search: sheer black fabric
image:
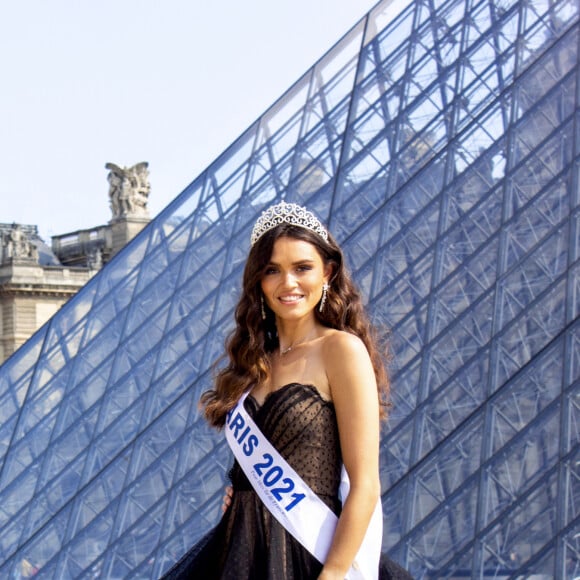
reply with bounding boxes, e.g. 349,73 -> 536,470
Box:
162,383 -> 412,579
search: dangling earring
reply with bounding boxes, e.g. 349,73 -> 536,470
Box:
260,295 -> 266,320
319,283 -> 329,313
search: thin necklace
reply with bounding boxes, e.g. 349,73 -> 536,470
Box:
280,344 -> 295,356
279,333 -> 314,356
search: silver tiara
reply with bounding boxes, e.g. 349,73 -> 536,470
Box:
250,201 -> 328,246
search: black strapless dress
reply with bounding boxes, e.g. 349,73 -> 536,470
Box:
162,383 -> 412,580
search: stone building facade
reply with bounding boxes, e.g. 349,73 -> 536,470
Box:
0,162 -> 151,363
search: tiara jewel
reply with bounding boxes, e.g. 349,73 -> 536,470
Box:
250,201 -> 328,246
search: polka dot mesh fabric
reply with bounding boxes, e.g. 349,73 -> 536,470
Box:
164,384 -> 341,580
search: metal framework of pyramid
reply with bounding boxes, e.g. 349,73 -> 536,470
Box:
0,0 -> 578,577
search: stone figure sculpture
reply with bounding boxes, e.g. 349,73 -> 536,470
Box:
1,224 -> 38,263
106,162 -> 150,220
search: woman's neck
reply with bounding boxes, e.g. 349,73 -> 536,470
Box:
276,319 -> 319,355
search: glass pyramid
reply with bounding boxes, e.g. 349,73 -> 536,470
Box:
1,0 -> 579,577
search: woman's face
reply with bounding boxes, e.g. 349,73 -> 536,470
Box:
260,236 -> 331,323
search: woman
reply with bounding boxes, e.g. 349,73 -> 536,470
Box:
163,202 -> 411,579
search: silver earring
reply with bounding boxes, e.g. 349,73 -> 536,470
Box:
319,283 -> 329,313
260,295 -> 266,320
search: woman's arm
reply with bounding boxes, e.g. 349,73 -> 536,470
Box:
319,332 -> 382,579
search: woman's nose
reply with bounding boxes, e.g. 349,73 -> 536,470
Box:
281,272 -> 297,287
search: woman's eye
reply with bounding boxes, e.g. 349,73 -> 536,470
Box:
297,265 -> 312,272
264,267 -> 278,275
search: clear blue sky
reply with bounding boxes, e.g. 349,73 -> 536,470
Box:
0,0 -> 378,241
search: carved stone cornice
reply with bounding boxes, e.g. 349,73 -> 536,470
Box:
0,284 -> 82,298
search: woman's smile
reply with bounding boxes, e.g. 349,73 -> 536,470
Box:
278,293 -> 304,304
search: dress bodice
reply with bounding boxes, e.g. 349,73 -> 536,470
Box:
230,382 -> 342,500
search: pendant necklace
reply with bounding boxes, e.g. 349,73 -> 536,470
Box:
279,332 -> 315,356
280,344 -> 295,356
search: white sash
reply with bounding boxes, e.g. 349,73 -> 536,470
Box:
225,392 -> 382,579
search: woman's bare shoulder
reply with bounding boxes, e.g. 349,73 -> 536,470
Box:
321,330 -> 371,380
322,329 -> 367,355
322,330 -> 377,405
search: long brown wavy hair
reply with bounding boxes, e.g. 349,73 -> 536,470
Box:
200,223 -> 390,427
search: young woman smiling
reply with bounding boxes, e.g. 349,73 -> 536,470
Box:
163,202 -> 412,580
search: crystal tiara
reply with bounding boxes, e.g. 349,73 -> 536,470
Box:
250,201 -> 328,246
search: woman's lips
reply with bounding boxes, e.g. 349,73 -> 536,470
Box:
278,294 -> 304,304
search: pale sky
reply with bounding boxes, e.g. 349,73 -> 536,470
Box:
0,0 -> 378,241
